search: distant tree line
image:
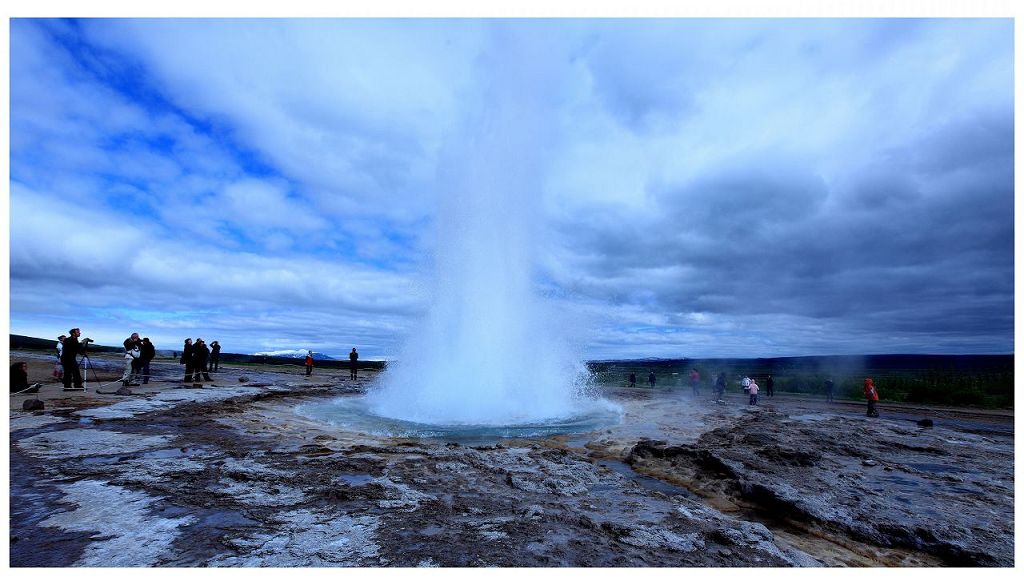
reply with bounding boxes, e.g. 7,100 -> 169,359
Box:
588,354 -> 1013,409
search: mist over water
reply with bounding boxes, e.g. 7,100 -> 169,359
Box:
367,26 -> 613,426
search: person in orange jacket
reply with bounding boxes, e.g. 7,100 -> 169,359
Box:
864,378 -> 880,417
305,351 -> 314,376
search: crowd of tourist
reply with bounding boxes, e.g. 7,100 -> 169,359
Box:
11,328 -> 365,394
625,369 -> 881,417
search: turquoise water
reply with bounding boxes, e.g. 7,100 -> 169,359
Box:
296,395 -> 622,440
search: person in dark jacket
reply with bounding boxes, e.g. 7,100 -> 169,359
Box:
715,372 -> 727,401
140,338 -> 156,384
824,377 -> 835,403
349,347 -> 359,380
209,341 -> 221,372
181,338 -> 194,383
191,339 -> 213,382
61,327 -> 89,390
11,362 -> 42,393
765,374 -> 774,398
628,372 -> 636,387
648,371 -> 656,389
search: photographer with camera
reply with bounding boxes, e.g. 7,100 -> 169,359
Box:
121,332 -> 142,388
61,328 -> 91,391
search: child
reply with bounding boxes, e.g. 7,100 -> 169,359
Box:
748,378 -> 759,406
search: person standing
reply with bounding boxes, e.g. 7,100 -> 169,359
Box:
349,347 -> 359,380
181,338 -> 194,383
305,351 -> 314,376
689,368 -> 700,397
824,377 -> 835,404
628,372 -> 636,388
121,332 -> 142,387
648,371 -> 656,389
741,375 -> 752,395
61,328 -> 88,390
765,374 -> 775,398
209,341 -> 221,372
53,334 -> 67,380
748,378 -> 759,406
192,339 -> 213,382
715,372 -> 726,401
864,378 -> 880,417
140,337 -> 156,384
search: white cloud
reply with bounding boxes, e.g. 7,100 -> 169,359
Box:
8,18 -> 1014,358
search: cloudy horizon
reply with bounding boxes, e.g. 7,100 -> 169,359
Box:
7,18 -> 1014,360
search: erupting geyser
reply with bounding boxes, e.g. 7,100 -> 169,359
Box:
366,27 -> 616,427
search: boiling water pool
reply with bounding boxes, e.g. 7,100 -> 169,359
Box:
296,395 -> 622,440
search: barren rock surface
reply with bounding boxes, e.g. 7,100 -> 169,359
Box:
9,351 -> 1013,567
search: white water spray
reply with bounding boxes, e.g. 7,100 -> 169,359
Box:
367,26 -> 611,426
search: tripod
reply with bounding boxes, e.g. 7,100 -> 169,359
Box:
79,354 -> 93,392
79,354 -> 125,392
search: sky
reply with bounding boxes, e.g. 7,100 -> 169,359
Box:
6,17 -> 1015,359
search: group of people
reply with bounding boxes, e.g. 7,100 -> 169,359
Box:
627,372 -> 657,388
625,368 -> 880,416
181,338 -> 221,383
304,347 -> 361,380
119,332 -> 158,387
33,328 -> 363,389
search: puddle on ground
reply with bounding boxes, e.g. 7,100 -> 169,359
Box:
596,459 -> 699,499
905,462 -> 967,474
339,473 -> 375,486
141,446 -> 208,460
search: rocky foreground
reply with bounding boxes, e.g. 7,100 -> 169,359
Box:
8,352 -> 1014,567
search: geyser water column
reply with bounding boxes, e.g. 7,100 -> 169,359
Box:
367,25 -> 603,427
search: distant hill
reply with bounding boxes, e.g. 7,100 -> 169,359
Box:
10,333 -> 120,353
253,349 -> 335,361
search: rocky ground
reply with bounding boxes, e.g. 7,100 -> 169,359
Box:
8,351 -> 1014,567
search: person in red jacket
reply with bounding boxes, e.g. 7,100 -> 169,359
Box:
305,351 -> 314,376
864,378 -> 880,417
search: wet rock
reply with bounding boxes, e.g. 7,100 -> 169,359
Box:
38,480 -> 194,567
374,477 -> 435,511
22,399 -> 44,412
757,445 -> 821,467
209,510 -> 380,567
18,429 -> 172,459
523,505 -> 545,519
10,413 -> 62,430
116,387 -> 133,396
628,411 -> 1013,566
617,525 -> 704,553
238,377 -> 249,383
917,419 -> 934,428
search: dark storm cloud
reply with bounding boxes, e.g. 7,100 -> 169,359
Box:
548,98 -> 1013,353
